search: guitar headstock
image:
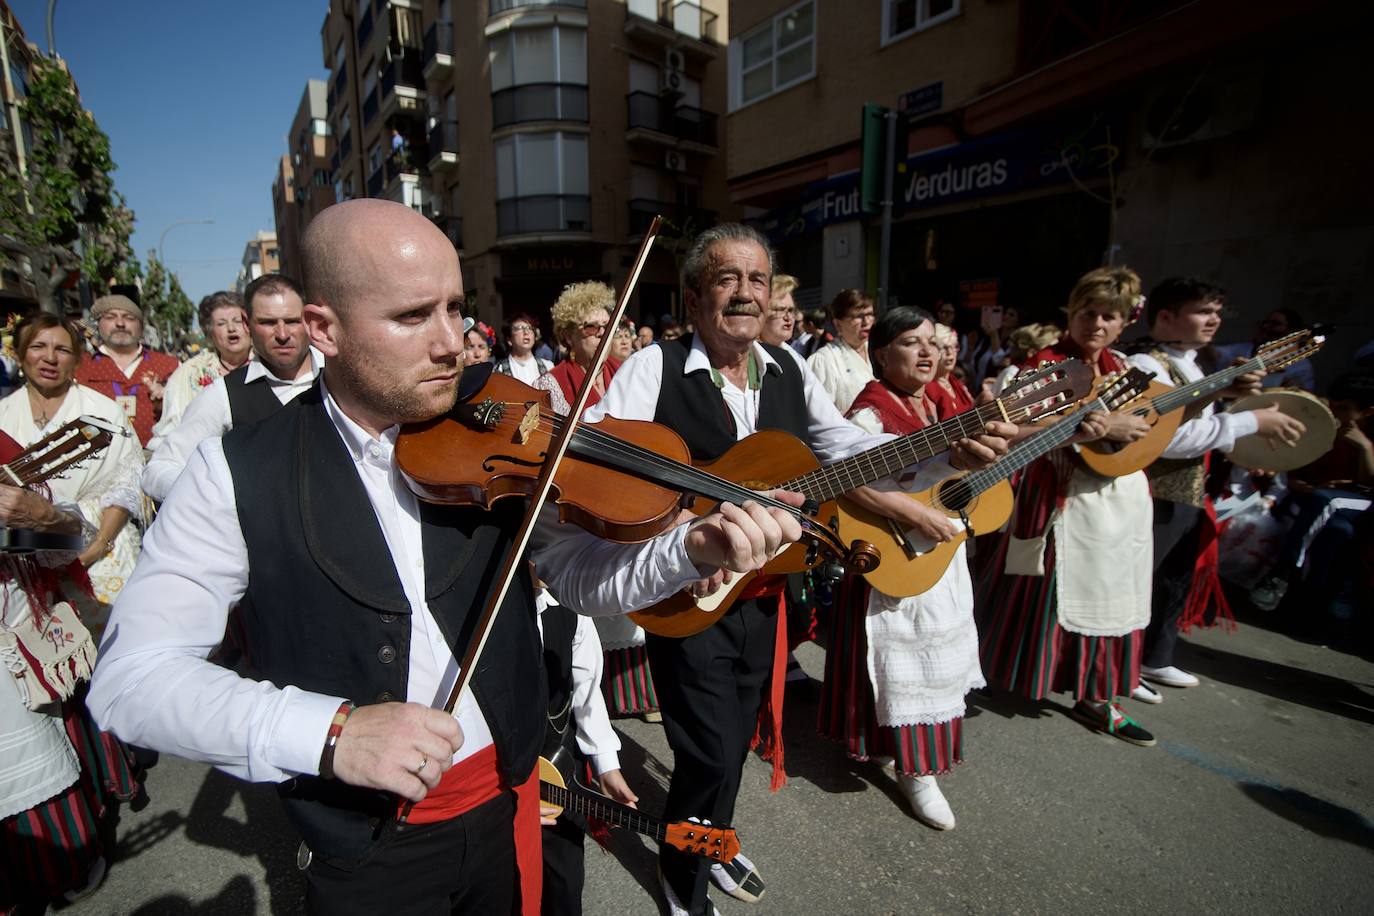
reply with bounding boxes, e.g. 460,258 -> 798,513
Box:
5,414 -> 124,487
1096,368 -> 1155,412
1256,328 -> 1325,372
1001,359 -> 1095,423
664,820 -> 741,862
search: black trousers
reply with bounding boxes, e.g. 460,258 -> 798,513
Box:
303,790 -> 517,916
541,802 -> 587,916
1144,499 -> 1204,669
645,598 -> 777,916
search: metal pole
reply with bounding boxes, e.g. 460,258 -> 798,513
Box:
876,110 -> 898,312
46,0 -> 57,56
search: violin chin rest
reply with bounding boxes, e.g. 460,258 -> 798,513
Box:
456,362 -> 496,404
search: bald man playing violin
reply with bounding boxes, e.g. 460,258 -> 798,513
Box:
89,200 -> 806,916
584,223 -> 1013,916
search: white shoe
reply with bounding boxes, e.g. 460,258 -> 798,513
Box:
64,855 -> 107,903
870,755 -> 895,768
1131,681 -> 1163,704
660,866 -> 720,916
897,774 -> 955,830
1140,665 -> 1200,688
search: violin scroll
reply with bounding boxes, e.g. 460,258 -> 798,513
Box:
845,540 -> 882,574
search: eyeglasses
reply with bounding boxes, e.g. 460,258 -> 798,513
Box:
510,323 -> 535,333
840,311 -> 876,323
578,321 -> 609,337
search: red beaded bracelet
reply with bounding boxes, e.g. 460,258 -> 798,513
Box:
318,701 -> 354,780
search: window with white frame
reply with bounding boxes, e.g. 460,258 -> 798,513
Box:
732,0 -> 814,110
883,0 -> 959,44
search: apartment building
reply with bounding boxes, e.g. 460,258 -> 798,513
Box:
726,0 -> 1372,378
0,0 -> 40,313
319,0 -> 729,333
272,80 -> 337,279
236,231 -> 280,293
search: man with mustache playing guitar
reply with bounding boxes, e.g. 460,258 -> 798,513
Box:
583,224 -> 1012,916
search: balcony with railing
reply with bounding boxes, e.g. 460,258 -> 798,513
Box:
380,51 -> 426,119
492,83 -> 589,129
357,5 -> 375,48
497,194 -> 591,237
625,91 -> 718,150
624,0 -> 719,52
628,198 -> 715,236
384,147 -> 419,189
427,120 -> 459,172
423,21 -> 454,80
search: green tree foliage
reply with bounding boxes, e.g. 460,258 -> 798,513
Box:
135,250 -> 193,344
0,56 -> 134,312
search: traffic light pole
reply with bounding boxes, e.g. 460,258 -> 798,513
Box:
876,109 -> 898,312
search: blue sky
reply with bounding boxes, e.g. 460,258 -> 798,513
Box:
8,0 -> 329,303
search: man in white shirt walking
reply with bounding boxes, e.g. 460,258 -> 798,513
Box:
141,274 -> 319,503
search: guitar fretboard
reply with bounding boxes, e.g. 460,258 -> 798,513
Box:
540,782 -> 666,841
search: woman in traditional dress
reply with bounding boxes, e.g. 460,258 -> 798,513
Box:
975,267 -> 1157,745
924,323 -> 976,420
0,314 -> 142,911
0,313 -> 147,615
537,281 -> 622,416
819,307 -> 1007,830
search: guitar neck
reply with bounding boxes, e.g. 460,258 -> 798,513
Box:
957,398 -> 1105,498
791,401 -> 1005,501
541,781 -> 666,842
1148,352 -> 1268,415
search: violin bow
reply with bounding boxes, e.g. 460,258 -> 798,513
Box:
398,215 -> 662,823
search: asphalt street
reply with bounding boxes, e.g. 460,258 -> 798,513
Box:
64,615 -> 1374,915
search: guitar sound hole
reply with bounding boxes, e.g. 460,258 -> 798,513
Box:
939,481 -> 973,513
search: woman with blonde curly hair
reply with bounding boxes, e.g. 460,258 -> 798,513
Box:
536,281 -> 622,416
975,266 -> 1159,747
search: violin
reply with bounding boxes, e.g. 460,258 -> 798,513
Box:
394,363 -> 874,569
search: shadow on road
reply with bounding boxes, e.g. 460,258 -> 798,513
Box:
597,728 -> 674,902
1238,782 -> 1374,851
128,874 -> 258,915
1178,641 -> 1374,725
966,688 -> 1057,722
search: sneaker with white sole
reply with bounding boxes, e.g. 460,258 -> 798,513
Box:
709,850 -> 765,903
1131,681 -> 1163,704
1140,665 -> 1200,688
897,774 -> 956,830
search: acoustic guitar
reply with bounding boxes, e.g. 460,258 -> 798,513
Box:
629,360 -> 1094,637
1079,329 -> 1324,478
837,368 -> 1156,598
538,748 -> 739,863
0,414 -> 126,553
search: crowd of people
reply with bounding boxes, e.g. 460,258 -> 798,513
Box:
0,201 -> 1369,915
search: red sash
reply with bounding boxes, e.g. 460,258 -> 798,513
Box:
399,745 -> 543,915
743,574 -> 789,791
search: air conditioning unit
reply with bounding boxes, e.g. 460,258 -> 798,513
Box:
661,67 -> 685,96
1141,66 -> 1264,151
664,150 -> 686,172
664,48 -> 686,72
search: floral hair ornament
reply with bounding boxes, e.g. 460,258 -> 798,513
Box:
1128,294 -> 1147,325
0,313 -> 20,362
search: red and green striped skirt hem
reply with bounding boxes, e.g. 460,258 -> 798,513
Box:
819,576 -> 965,776
976,528 -> 1142,704
1,693 -> 141,908
600,645 -> 659,716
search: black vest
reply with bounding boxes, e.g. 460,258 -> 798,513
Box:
224,363 -> 286,428
220,387 -> 545,861
653,336 -> 811,462
540,602 -> 578,755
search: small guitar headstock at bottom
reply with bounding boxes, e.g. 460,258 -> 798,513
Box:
664,820 -> 741,862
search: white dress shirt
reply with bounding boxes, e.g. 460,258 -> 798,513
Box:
1128,346 -> 1260,460
806,339 -> 874,415
89,380 -> 707,784
142,349 -> 323,502
586,336 -> 892,463
535,589 -> 620,776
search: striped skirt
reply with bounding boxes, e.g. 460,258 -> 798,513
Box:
976,528 -> 1142,704
819,577 -> 963,776
600,645 -> 659,716
1,692 -> 141,908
